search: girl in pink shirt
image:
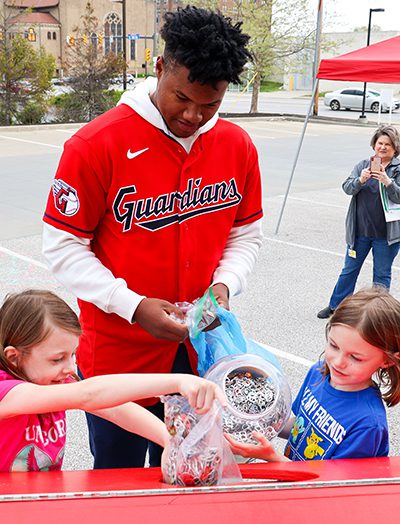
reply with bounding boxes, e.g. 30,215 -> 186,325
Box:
0,289 -> 225,472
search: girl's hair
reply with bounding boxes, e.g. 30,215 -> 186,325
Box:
370,125 -> 400,157
0,290 -> 81,381
324,287 -> 400,407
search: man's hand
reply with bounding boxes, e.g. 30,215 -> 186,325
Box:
211,283 -> 230,310
133,298 -> 188,340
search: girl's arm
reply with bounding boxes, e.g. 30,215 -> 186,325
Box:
225,432 -> 290,462
91,402 -> 170,448
0,373 -> 226,419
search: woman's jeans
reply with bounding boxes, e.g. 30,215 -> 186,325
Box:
329,236 -> 400,309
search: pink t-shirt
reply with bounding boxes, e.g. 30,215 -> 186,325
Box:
0,370 -> 67,472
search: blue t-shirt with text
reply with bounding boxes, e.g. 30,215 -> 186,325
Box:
284,362 -> 388,461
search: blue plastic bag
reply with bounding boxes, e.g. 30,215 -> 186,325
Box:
188,290 -> 282,376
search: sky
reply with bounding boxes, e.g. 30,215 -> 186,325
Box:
321,0 -> 400,32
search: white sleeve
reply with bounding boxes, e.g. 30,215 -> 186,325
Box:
42,223 -> 145,323
212,218 -> 263,297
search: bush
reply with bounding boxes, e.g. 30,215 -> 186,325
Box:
51,90 -> 119,123
16,101 -> 47,125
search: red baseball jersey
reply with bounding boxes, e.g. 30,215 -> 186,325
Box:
44,104 -> 263,395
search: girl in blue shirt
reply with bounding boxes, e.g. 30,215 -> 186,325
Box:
226,287 -> 400,461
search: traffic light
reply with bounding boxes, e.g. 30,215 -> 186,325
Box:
145,48 -> 151,62
83,34 -> 88,45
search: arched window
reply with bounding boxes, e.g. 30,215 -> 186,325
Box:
104,12 -> 122,55
53,31 -> 56,40
47,31 -> 51,39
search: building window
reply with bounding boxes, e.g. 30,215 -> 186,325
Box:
47,31 -> 51,39
104,12 -> 122,55
53,32 -> 56,40
130,40 -> 136,60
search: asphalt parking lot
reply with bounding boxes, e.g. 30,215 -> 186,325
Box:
1,115 -> 399,469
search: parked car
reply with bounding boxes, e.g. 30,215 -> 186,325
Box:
0,80 -> 32,94
110,73 -> 135,85
324,88 -> 397,113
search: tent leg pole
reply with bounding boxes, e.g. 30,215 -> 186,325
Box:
275,80 -> 319,235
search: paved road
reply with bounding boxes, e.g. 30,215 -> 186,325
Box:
220,90 -> 400,125
1,117 -> 399,469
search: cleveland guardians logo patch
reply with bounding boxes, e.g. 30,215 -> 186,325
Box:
52,179 -> 80,216
113,177 -> 242,232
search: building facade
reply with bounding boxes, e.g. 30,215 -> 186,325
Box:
2,0 -> 173,76
283,30 -> 400,93
2,0 -> 245,77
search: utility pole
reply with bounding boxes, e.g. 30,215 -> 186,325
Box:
359,8 -> 385,120
312,0 -> 323,116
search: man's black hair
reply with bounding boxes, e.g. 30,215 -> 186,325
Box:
160,5 -> 251,85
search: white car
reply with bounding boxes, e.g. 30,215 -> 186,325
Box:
110,73 -> 135,85
324,88 -> 397,113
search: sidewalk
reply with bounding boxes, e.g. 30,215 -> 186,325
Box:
221,89 -> 400,126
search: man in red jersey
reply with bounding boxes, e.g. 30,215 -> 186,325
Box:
43,5 -> 263,469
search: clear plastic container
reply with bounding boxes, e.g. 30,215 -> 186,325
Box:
204,354 -> 292,443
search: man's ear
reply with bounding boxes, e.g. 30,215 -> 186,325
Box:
3,346 -> 21,366
155,56 -> 165,79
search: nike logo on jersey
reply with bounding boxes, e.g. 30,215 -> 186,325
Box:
127,147 -> 149,160
113,177 -> 242,232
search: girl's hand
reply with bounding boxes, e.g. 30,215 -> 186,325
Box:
177,375 -> 227,414
224,432 -> 290,462
359,168 -> 372,184
371,164 -> 392,187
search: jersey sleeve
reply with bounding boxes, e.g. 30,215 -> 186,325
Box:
43,135 -> 109,238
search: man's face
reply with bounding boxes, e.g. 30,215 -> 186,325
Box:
152,58 -> 228,138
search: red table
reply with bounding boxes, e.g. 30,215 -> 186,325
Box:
1,458 -> 400,522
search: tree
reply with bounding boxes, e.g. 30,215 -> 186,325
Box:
190,0 -> 315,113
0,6 -> 55,125
58,1 -> 125,122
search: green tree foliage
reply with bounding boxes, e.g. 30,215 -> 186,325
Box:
0,9 -> 55,125
57,1 -> 125,122
190,0 -> 315,113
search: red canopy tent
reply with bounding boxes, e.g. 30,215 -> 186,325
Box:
317,35 -> 400,83
276,35 -> 400,233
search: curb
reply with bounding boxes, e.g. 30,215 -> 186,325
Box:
0,114 -> 390,132
220,112 -> 380,128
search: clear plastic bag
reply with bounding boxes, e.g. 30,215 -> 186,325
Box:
161,395 -> 242,486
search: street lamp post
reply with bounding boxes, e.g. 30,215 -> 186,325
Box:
112,0 -> 127,90
359,7 -> 385,120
